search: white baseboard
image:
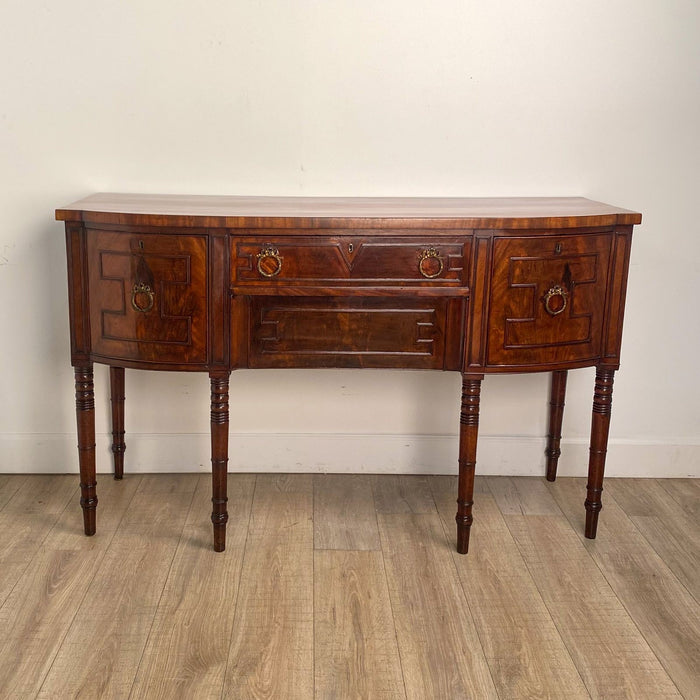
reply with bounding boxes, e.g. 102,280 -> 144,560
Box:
0,433 -> 698,478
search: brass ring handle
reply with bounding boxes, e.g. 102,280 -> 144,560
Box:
131,283 -> 154,313
543,284 -> 569,316
418,248 -> 444,279
257,247 -> 283,278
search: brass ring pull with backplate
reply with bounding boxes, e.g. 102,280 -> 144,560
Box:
543,284 -> 569,316
418,248 -> 444,278
257,246 -> 283,277
131,283 -> 154,313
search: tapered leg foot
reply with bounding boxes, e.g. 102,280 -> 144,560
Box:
212,519 -> 227,552
110,366 -> 126,480
584,367 -> 615,539
584,507 -> 601,539
456,375 -> 482,555
210,372 -> 230,552
82,507 -> 97,536
545,370 -> 568,482
75,365 -> 98,536
456,514 -> 472,554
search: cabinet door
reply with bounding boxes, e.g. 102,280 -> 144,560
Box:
486,233 -> 611,369
87,230 -> 208,366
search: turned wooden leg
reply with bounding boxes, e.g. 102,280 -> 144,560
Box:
74,365 -> 97,536
210,372 -> 230,552
110,366 -> 126,480
585,367 -> 615,538
545,370 -> 568,482
456,374 -> 483,554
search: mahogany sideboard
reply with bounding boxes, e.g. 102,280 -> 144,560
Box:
56,194 -> 641,553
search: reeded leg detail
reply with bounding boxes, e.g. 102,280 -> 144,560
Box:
210,372 -> 230,552
456,375 -> 482,554
110,366 -> 126,480
585,367 -> 615,538
545,370 -> 568,482
74,365 -> 97,536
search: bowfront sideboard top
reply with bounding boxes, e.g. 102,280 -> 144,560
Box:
56,193 -> 641,228
57,194 -> 641,553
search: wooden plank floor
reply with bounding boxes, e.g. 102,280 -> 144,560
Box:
0,475 -> 697,699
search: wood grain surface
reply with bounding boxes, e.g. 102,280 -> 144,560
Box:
550,477 -> 700,699
36,475 -> 198,699
222,475 -> 314,699
0,474 -> 695,699
504,511 -> 682,698
431,479 -> 590,699
56,193 -> 642,229
378,511 -> 498,698
0,475 -> 78,607
314,550 -> 405,699
604,478 -> 700,601
0,474 -> 26,511
313,474 -> 380,551
130,474 -> 255,699
0,477 -> 141,698
371,474 -> 437,514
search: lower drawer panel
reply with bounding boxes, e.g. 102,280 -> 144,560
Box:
247,297 -> 449,369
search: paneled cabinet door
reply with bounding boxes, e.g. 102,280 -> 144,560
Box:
486,233 -> 612,369
86,230 -> 208,366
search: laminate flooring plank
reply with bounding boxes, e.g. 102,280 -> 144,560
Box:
657,478 -> 700,520
549,477 -> 700,700
486,476 -> 522,515
377,511 -> 498,699
314,474 -> 380,550
0,476 -> 141,699
43,476 -> 143,552
371,475 -> 437,514
222,474 -> 314,700
130,474 -> 256,699
488,476 -> 562,516
604,478 -> 676,517
429,474 -> 491,497
429,479 -> 590,699
0,475 -> 77,607
604,478 -> 700,602
0,474 -> 27,511
0,474 -> 75,518
504,508 -> 682,698
36,474 -> 199,699
314,550 -> 405,699
261,473 -> 313,494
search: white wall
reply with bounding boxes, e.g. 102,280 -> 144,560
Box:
1,0 -> 698,477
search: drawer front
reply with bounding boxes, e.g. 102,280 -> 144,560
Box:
87,230 -> 208,365
486,233 -> 612,368
232,236 -> 467,286
247,297 -> 449,369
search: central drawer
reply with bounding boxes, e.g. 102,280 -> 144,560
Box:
246,296 -> 453,369
231,235 -> 468,286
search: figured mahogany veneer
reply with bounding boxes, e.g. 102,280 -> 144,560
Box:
487,232 -> 611,369
232,236 -> 467,286
57,194 -> 641,553
248,297 -> 453,370
87,230 -> 208,366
